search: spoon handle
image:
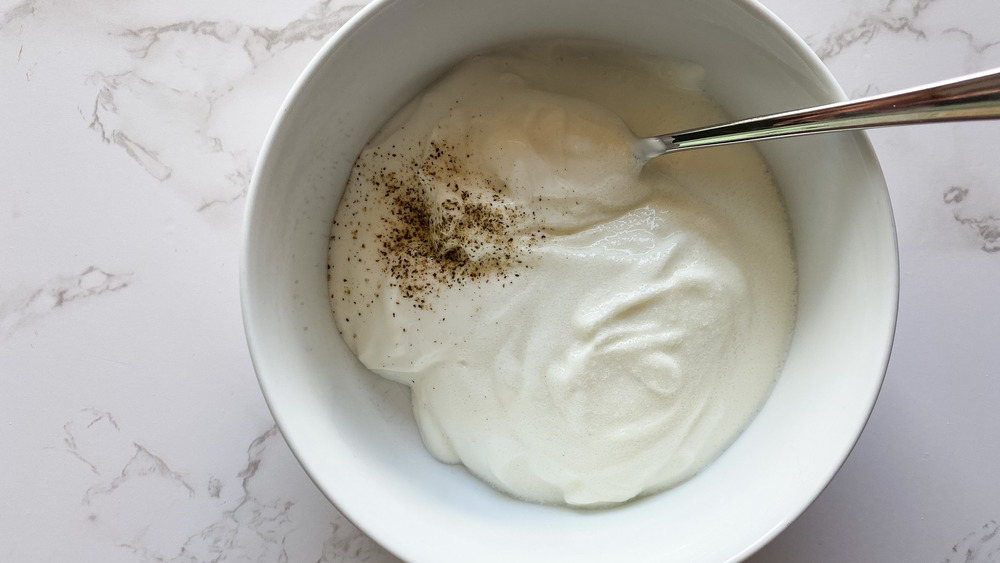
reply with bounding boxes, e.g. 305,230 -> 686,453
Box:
643,67 -> 1000,158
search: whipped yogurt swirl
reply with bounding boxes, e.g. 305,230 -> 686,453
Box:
328,41 -> 796,506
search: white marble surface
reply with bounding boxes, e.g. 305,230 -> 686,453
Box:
2,0 -> 999,561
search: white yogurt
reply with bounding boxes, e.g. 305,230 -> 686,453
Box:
328,41 -> 796,506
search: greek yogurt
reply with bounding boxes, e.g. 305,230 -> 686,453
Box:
328,40 -> 796,506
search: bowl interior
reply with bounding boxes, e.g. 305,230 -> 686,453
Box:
242,0 -> 898,561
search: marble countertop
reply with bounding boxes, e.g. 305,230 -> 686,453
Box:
3,0 -> 999,561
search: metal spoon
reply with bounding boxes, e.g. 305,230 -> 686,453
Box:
635,68 -> 1000,163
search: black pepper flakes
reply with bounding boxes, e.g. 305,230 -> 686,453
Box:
334,139 -> 538,311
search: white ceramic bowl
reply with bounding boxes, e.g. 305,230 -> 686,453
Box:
241,0 -> 899,560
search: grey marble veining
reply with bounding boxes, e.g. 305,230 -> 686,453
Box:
82,2 -> 364,219
2,0 -> 1000,561
0,266 -> 131,339
61,408 -> 395,562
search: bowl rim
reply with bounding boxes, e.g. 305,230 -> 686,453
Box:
240,0 -> 901,559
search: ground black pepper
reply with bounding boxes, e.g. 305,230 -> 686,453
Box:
332,139 -> 537,312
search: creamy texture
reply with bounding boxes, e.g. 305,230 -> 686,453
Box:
328,41 -> 796,506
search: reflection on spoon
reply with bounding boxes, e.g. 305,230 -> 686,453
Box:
636,67 -> 1000,164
